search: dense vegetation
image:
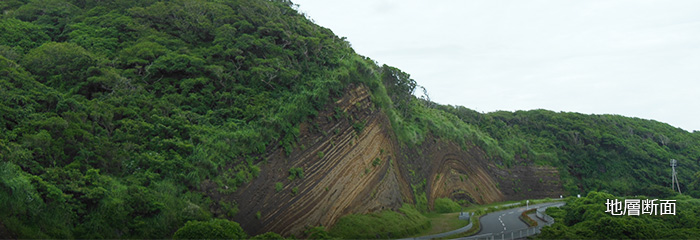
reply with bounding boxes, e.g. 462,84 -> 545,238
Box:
438,107 -> 700,197
538,191 -> 700,239
0,0 -> 365,238
1,0 -> 699,238
172,219 -> 247,239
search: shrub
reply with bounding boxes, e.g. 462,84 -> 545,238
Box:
372,158 -> 381,167
434,198 -> 462,213
275,182 -> 283,192
288,167 -> 304,180
251,232 -> 285,239
353,121 -> 365,133
172,219 -> 247,239
520,209 -> 537,227
305,226 -> 333,239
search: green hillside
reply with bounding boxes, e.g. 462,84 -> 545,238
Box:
1,0 -> 360,237
438,106 -> 700,197
1,0 -> 699,238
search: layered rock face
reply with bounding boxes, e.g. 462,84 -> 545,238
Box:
225,84 -> 564,235
230,84 -> 410,235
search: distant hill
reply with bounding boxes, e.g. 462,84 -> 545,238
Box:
1,0 -> 699,238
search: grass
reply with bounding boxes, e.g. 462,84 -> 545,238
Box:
434,198 -> 464,213
407,212 -> 470,237
329,204 -> 430,239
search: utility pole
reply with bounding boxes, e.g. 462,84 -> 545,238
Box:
670,159 -> 682,194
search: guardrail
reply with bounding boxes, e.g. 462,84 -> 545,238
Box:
400,222 -> 474,240
536,208 -> 554,224
459,212 -> 474,221
457,225 -> 544,240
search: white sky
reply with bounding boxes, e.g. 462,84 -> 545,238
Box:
293,0 -> 700,132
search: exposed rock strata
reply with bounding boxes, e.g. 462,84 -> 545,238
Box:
222,84 -> 564,236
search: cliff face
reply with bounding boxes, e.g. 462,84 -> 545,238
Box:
416,138 -> 506,205
220,84 -> 564,236
227,84 -> 410,235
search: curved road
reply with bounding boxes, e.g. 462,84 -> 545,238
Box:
402,201 -> 564,240
476,202 -> 564,236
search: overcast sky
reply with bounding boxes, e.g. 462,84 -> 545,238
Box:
293,0 -> 700,132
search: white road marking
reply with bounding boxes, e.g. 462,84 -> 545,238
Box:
498,215 -> 507,233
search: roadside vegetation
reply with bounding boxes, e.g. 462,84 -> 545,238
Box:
434,197 -> 463,213
537,191 -> 700,239
520,209 -> 538,227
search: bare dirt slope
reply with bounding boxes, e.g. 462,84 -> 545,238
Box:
210,84 -> 564,236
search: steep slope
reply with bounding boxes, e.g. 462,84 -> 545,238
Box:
218,84 -> 564,235
228,84 -> 412,235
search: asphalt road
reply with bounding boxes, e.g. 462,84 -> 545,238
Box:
476,202 -> 564,236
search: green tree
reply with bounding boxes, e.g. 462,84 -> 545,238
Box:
0,18 -> 50,53
173,219 -> 247,239
21,42 -> 94,90
688,171 -> 700,198
11,0 -> 80,38
381,64 -> 416,114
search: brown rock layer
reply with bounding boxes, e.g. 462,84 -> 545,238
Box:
212,84 -> 565,236
231,84 -> 411,235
